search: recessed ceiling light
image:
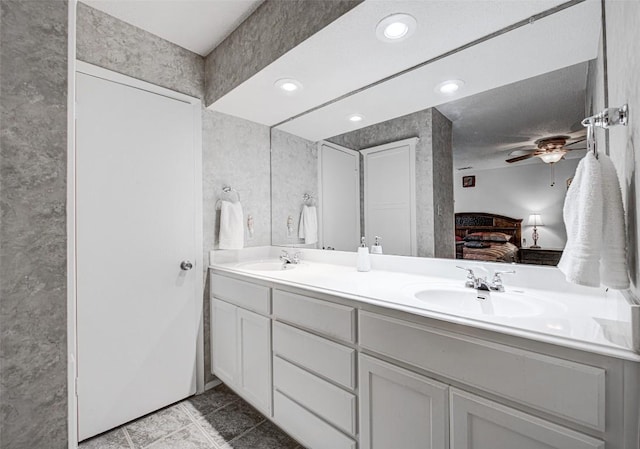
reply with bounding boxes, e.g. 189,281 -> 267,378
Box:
274,78 -> 302,93
348,114 -> 364,123
376,14 -> 417,43
435,79 -> 465,95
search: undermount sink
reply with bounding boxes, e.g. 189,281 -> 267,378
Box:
236,260 -> 297,272
404,285 -> 558,318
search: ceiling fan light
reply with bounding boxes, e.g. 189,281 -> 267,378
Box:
539,152 -> 564,164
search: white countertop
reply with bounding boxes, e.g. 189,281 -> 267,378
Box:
209,246 -> 640,362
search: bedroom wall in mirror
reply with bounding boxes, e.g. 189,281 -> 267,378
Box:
445,62 -> 589,266
266,0 -> 603,265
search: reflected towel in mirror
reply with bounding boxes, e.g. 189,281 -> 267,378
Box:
299,205 -> 318,245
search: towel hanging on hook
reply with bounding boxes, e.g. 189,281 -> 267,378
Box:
303,193 -> 316,207
216,185 -> 241,210
585,119 -> 597,159
580,104 -> 629,160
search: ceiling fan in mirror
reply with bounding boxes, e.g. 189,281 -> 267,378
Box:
505,133 -> 587,165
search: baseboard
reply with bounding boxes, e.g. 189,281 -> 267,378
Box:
205,379 -> 222,391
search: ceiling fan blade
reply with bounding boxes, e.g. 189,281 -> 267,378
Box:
565,146 -> 587,151
505,153 -> 536,163
508,148 -> 536,157
565,137 -> 587,147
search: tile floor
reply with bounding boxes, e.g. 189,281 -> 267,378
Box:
79,384 -> 304,449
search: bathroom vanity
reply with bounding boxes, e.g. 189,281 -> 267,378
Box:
209,247 -> 640,449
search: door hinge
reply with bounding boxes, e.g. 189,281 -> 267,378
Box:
75,377 -> 79,397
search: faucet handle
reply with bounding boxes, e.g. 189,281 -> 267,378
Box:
492,269 -> 515,279
456,266 -> 475,277
457,266 -> 477,289
490,270 -> 515,292
293,251 -> 302,263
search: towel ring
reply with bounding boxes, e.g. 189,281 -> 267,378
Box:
216,186 -> 241,210
222,186 -> 240,202
303,193 -> 316,207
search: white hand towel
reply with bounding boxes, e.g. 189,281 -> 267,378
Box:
598,154 -> 630,289
298,205 -> 318,245
558,152 -> 603,287
219,200 -> 244,250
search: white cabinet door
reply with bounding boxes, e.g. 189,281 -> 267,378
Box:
450,389 -> 604,449
211,298 -> 272,415
211,298 -> 237,386
359,355 -> 448,449
237,308 -> 272,415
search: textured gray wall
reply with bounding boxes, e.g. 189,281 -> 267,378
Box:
202,111 -> 271,383
204,0 -> 362,106
203,111 -> 271,252
270,129 -> 318,247
0,1 -> 69,448
77,2 -> 204,99
605,0 -> 640,299
431,109 -> 455,259
328,108 -> 454,258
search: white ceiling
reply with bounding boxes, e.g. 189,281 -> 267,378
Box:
209,0 -> 581,125
80,0 -> 263,56
274,0 -> 601,141
438,62 -> 589,171
81,0 -> 601,171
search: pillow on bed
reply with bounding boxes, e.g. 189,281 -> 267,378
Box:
464,232 -> 512,243
464,241 -> 491,248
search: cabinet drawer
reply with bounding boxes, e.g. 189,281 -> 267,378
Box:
359,311 -> 606,430
273,289 -> 355,342
450,389 -> 603,449
274,390 -> 356,449
210,273 -> 270,315
274,356 -> 356,435
273,322 -> 355,389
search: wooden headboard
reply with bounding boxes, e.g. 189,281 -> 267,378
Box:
455,213 -> 523,248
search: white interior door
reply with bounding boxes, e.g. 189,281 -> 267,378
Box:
318,141 -> 360,251
76,67 -> 201,440
362,138 -> 417,256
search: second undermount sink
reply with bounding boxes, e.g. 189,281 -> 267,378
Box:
404,285 -> 558,318
236,260 -> 297,272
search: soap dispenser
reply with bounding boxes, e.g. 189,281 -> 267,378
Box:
371,236 -> 383,254
357,237 -> 371,272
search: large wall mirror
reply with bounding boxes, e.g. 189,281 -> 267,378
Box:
266,0 -> 603,266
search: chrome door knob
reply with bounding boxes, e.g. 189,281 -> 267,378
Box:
180,260 -> 193,271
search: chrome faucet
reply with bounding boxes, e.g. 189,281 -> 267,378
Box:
456,266 -> 515,292
280,250 -> 301,266
490,270 -> 516,292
